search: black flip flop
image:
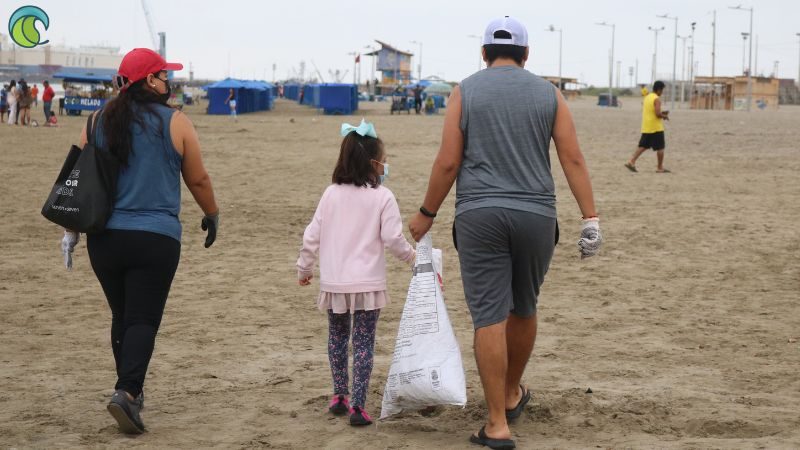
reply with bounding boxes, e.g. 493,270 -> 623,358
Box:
469,426 -> 516,449
505,385 -> 531,421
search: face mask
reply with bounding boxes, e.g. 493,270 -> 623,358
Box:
376,161 -> 389,184
156,76 -> 171,103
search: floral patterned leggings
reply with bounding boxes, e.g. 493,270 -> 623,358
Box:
327,309 -> 380,409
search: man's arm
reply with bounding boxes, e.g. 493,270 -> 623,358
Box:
655,98 -> 669,120
408,86 -> 464,241
552,89 -> 597,219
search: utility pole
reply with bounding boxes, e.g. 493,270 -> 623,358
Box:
754,35 -> 759,76
658,13 -> 679,110
649,26 -> 665,83
596,22 -> 615,106
616,61 -> 622,88
635,58 -> 639,86
730,5 -> 754,111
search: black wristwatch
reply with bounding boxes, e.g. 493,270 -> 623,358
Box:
419,206 -> 437,218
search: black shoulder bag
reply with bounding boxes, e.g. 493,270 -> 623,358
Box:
41,111 -> 120,233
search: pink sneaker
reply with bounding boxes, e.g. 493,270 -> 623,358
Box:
328,395 -> 350,416
349,406 -> 373,426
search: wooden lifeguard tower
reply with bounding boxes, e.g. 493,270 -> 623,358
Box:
364,40 -> 413,95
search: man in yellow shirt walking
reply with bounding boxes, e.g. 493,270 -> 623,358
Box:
625,81 -> 670,173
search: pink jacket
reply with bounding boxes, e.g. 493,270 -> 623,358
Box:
297,184 -> 415,293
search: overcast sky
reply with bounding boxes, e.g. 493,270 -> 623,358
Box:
7,0 -> 800,86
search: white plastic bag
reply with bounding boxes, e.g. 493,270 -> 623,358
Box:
380,234 -> 467,419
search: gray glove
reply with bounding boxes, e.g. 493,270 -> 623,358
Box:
61,231 -> 80,270
578,218 -> 602,259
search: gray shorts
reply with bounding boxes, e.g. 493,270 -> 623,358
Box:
454,207 -> 556,329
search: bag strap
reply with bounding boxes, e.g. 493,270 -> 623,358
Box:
85,108 -> 102,147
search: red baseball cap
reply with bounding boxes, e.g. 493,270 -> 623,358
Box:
115,48 -> 183,90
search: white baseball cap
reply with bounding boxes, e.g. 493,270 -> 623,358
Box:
482,16 -> 528,47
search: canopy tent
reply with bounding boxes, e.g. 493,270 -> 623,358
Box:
204,78 -> 273,114
404,80 -> 433,90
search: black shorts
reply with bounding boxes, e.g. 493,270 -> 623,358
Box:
638,131 -> 665,150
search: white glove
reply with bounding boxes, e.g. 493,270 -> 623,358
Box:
61,231 -> 80,270
577,218 -> 602,259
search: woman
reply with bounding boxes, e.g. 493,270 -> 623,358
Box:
6,80 -> 18,125
62,48 -> 220,434
17,80 -> 31,126
224,88 -> 237,121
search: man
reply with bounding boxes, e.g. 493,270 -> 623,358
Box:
42,80 -> 55,124
625,80 -> 670,173
413,84 -> 423,114
408,16 -> 601,449
31,83 -> 39,107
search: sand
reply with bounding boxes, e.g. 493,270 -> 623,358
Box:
1,97 -> 799,449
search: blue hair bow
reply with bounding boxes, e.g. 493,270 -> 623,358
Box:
340,119 -> 378,139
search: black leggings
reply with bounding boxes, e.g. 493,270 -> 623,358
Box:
87,230 -> 180,397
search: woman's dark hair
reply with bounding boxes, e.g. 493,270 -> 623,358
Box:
101,74 -> 169,166
9,80 -> 16,88
653,80 -> 666,92
483,30 -> 526,65
332,132 -> 384,188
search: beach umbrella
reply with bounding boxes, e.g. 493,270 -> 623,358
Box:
424,82 -> 453,95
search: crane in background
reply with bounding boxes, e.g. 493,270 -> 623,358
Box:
141,0 -> 166,58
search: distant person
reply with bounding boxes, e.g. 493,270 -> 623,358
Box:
6,80 -> 18,125
625,80 -> 670,173
296,120 -> 415,427
224,88 -> 237,121
413,84 -> 423,114
31,84 -> 39,107
0,84 -> 8,123
62,48 -> 219,434
42,80 -> 55,124
408,16 -> 601,449
17,80 -> 31,126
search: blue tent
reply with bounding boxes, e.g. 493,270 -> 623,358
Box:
284,84 -> 301,100
205,78 -> 273,114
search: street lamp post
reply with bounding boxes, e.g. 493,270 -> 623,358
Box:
595,22 -> 615,107
546,25 -> 563,90
689,22 -> 697,107
730,4 -> 754,111
657,13 -> 679,111
741,33 -> 749,74
679,35 -> 688,106
796,33 -> 800,87
411,40 -> 423,82
364,45 -> 377,94
467,34 -> 483,72
649,26 -> 665,84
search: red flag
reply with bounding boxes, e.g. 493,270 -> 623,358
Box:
355,54 -> 361,63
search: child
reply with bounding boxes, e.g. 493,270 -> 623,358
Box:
297,119 -> 415,426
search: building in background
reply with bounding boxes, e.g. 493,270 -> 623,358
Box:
364,40 -> 413,95
0,33 -> 122,81
692,76 -> 780,110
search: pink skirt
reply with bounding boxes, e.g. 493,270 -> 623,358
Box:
318,291 -> 388,314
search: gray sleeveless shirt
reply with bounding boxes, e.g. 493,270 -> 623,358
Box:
456,65 -> 558,218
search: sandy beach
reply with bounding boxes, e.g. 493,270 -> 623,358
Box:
1,97 -> 799,448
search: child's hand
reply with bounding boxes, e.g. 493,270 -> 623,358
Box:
298,272 -> 313,286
